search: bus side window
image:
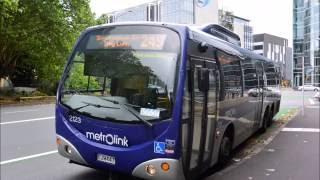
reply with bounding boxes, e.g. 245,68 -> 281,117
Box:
243,58 -> 258,92
207,62 -> 219,115
182,66 -> 191,122
217,52 -> 242,100
264,62 -> 277,87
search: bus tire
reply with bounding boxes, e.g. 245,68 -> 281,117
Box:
259,108 -> 269,133
267,106 -> 274,127
218,129 -> 233,167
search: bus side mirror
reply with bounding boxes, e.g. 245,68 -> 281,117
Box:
198,42 -> 208,53
197,68 -> 209,92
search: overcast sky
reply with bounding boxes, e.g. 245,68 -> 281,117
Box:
90,0 -> 293,46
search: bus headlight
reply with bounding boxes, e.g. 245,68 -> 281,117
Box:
65,145 -> 72,154
145,164 -> 157,176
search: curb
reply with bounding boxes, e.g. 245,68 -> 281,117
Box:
212,108 -> 301,176
18,96 -> 56,101
0,96 -> 56,106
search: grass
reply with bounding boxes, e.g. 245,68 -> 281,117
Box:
274,107 -> 299,121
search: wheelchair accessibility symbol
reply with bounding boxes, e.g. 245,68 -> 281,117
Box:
154,141 -> 165,154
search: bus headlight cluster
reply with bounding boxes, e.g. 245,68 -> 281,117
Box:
145,162 -> 170,176
145,164 -> 157,176
65,145 -> 72,154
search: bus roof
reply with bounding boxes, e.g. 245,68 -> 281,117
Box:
188,26 -> 244,58
228,41 -> 272,62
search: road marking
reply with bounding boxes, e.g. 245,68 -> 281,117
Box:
282,128 -> 320,133
0,150 -> 58,165
1,109 -> 39,114
306,106 -> 320,109
308,98 -> 315,105
0,117 -> 54,125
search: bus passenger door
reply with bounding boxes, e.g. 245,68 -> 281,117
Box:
181,58 -> 219,179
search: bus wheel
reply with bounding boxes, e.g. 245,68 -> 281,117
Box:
259,109 -> 269,133
218,130 -> 233,167
267,108 -> 274,127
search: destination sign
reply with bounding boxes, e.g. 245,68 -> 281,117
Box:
86,34 -> 167,50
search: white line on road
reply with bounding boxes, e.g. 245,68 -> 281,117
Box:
306,106 -> 320,109
308,98 -> 315,105
282,128 -> 320,133
0,117 -> 54,125
0,150 -> 58,165
1,109 -> 39,114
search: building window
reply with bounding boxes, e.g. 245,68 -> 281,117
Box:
147,3 -> 161,21
316,58 -> 320,66
107,15 -> 115,23
254,45 -> 263,50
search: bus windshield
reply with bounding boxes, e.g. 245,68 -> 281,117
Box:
60,25 -> 180,123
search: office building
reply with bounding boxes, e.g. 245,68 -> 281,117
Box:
106,0 -> 218,25
293,0 -> 319,87
219,10 -> 253,50
253,33 -> 293,83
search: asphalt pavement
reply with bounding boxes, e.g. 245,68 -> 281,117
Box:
0,104 -> 109,180
0,89 -> 319,180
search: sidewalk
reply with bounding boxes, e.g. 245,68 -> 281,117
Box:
206,106 -> 319,180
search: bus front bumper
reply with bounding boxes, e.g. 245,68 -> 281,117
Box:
56,135 -> 88,165
57,134 -> 185,180
132,158 -> 185,180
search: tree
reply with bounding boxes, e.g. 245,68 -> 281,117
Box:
0,0 -> 95,94
0,0 -> 20,78
95,13 -> 109,25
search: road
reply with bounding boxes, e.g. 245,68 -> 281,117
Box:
0,104 -> 111,180
0,89 -> 319,180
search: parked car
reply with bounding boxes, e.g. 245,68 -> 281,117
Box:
298,85 -> 320,91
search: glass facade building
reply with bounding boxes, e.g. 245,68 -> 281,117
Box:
106,0 -> 219,25
293,0 -> 320,87
107,0 -> 194,24
218,10 -> 253,50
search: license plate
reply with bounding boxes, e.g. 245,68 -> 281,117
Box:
97,154 -> 116,165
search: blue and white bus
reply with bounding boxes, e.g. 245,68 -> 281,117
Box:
56,22 -> 281,180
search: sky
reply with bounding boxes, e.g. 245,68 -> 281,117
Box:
89,0 -> 293,46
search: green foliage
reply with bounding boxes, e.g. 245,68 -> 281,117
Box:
31,90 -> 47,96
0,0 -> 95,94
64,63 -> 100,90
95,13 -> 109,25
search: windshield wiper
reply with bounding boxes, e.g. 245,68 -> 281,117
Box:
99,97 -> 153,127
68,101 -> 120,114
99,97 -> 141,108
122,103 -> 153,127
81,101 -> 120,110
